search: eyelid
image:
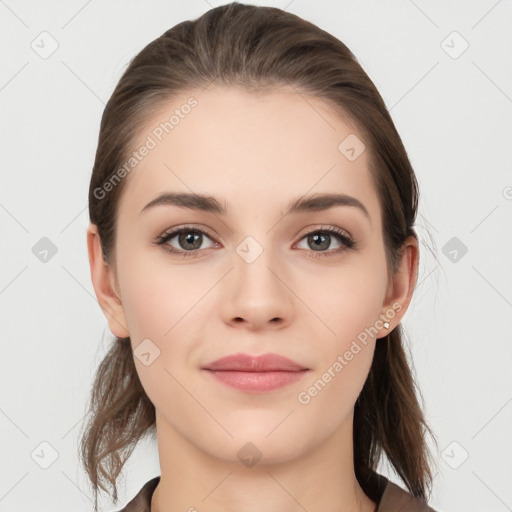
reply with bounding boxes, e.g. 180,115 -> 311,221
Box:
155,224 -> 220,246
154,223 -> 356,256
156,223 -> 353,240
298,224 -> 352,240
294,225 -> 356,252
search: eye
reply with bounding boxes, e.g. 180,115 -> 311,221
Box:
155,226 -> 217,258
295,227 -> 356,257
154,225 -> 356,258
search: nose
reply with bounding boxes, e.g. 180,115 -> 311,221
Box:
220,241 -> 295,331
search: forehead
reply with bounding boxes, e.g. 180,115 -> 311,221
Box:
117,84 -> 380,225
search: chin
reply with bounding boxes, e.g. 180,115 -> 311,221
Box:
202,421 -> 313,465
209,437 -> 308,468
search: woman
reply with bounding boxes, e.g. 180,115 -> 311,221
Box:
81,3 -> 439,511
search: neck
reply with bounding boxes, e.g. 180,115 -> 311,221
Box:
150,410 -> 376,512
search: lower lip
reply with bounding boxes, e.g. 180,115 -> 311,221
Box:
203,370 -> 309,392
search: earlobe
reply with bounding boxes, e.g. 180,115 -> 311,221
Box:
86,223 -> 130,338
378,236 -> 419,337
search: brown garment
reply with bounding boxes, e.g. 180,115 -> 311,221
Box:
116,474 -> 437,512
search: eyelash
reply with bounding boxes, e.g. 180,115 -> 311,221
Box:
154,225 -> 357,259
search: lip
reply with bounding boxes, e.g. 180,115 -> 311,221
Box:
201,352 -> 308,372
201,353 -> 310,392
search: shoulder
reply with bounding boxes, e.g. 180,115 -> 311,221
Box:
113,476 -> 160,512
377,476 -> 438,512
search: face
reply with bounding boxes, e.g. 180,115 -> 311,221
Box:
91,84 -> 411,466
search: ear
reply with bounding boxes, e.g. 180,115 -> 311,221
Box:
377,235 -> 419,338
86,223 -> 130,338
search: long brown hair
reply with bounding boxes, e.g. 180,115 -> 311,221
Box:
80,2 -> 438,510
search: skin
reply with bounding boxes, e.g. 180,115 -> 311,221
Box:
87,84 -> 418,512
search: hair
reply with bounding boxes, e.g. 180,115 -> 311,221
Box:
80,2 -> 439,510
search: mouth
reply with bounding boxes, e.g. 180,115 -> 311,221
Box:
201,352 -> 310,392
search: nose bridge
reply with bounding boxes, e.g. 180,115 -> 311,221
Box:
221,229 -> 293,327
233,231 -> 283,293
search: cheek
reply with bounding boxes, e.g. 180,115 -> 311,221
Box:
301,342 -> 374,431
296,251 -> 387,400
116,245 -> 193,337
116,252 -> 208,400
297,270 -> 383,418
295,254 -> 388,344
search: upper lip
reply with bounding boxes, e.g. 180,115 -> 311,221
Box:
201,353 -> 309,372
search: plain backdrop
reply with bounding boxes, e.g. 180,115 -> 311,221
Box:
1,1 -> 511,511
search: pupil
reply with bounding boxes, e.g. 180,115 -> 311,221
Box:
181,232 -> 201,249
311,233 -> 329,251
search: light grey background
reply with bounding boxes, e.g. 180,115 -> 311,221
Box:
1,1 -> 511,511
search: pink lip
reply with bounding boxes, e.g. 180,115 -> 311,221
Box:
201,353 -> 310,392
202,353 -> 308,371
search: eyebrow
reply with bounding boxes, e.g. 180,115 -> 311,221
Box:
140,192 -> 370,221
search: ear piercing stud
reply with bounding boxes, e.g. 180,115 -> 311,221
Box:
383,322 -> 390,329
